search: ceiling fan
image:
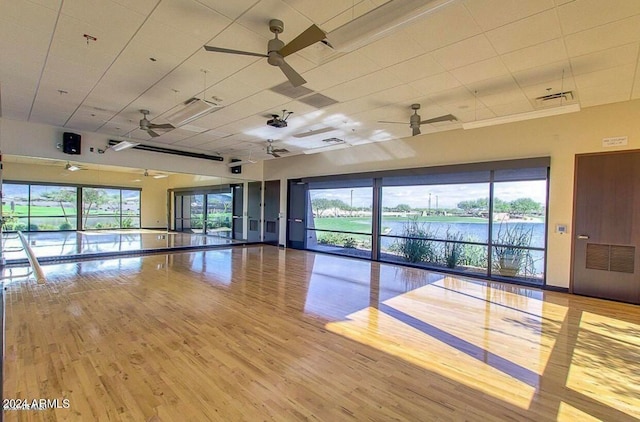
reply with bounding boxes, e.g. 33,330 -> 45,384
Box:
139,109 -> 175,138
64,162 -> 84,172
143,169 -> 168,179
379,104 -> 458,136
204,19 -> 326,87
266,139 -> 289,158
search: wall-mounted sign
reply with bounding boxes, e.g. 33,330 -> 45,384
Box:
602,136 -> 628,147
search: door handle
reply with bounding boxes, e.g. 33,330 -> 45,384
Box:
577,235 -> 589,239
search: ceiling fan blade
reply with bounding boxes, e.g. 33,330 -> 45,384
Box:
412,126 -> 421,136
147,129 -> 161,138
279,24 -> 326,57
420,114 -> 458,124
278,59 -> 306,87
203,45 -> 268,58
149,123 -> 175,130
271,152 -> 281,158
378,120 -> 407,124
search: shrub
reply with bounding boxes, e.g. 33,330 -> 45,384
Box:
442,228 -> 465,268
59,222 -> 73,230
343,237 -> 357,248
28,223 -> 39,231
493,223 -> 535,277
393,216 -> 437,263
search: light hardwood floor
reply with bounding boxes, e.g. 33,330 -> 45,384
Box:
3,246 -> 640,421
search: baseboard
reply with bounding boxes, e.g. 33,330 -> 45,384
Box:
543,285 -> 569,293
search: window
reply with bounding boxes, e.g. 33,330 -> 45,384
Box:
291,158 -> 549,286
82,187 -> 141,229
380,183 -> 490,276
2,183 -> 30,231
306,183 -> 373,259
30,185 -> 78,230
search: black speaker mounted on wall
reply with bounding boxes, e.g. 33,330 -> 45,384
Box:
230,159 -> 242,174
63,132 -> 81,155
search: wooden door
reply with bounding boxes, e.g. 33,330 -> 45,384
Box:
572,151 -> 640,303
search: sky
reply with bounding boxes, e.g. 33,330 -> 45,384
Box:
311,180 -> 547,209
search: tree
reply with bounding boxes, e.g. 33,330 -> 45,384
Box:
41,189 -> 76,224
457,198 -> 488,215
311,198 -> 334,217
395,204 -> 411,213
510,197 -> 541,216
82,188 -> 110,228
493,197 -> 510,213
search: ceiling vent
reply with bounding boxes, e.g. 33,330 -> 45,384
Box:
299,93 -> 339,108
270,82 -> 314,99
535,91 -> 574,107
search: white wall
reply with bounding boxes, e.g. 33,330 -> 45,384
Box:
0,118 -> 263,181
264,99 -> 640,289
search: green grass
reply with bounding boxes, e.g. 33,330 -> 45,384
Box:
312,218 -> 372,233
382,215 -> 489,223
312,215 -> 491,233
2,204 -> 121,217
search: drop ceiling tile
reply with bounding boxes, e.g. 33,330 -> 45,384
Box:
320,0 -> 383,32
487,10 -> 562,54
386,53 -> 445,83
27,0 -> 62,10
110,0 -> 158,15
478,86 -> 530,107
134,20 -> 208,60
462,0 -> 555,31
303,51 -> 381,91
362,84 -> 421,110
0,0 -> 59,31
150,0 -> 231,43
48,14 -> 135,69
512,60 -> 572,87
501,38 -> 568,73
409,72 -> 461,95
0,92 -> 32,121
282,0 -> 355,25
403,3 -> 483,52
578,81 -> 633,107
574,63 -> 635,90
565,15 -> 640,57
62,0 -> 147,37
427,86 -> 475,109
488,99 -> 535,117
465,74 -> 520,96
432,35 -> 497,70
322,69 -> 403,102
571,43 -> 639,76
236,0 -> 315,41
450,57 -> 510,85
558,0 -> 640,35
195,0 -> 259,20
357,30 -> 424,68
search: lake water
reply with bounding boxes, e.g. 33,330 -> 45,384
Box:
381,220 -> 546,248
